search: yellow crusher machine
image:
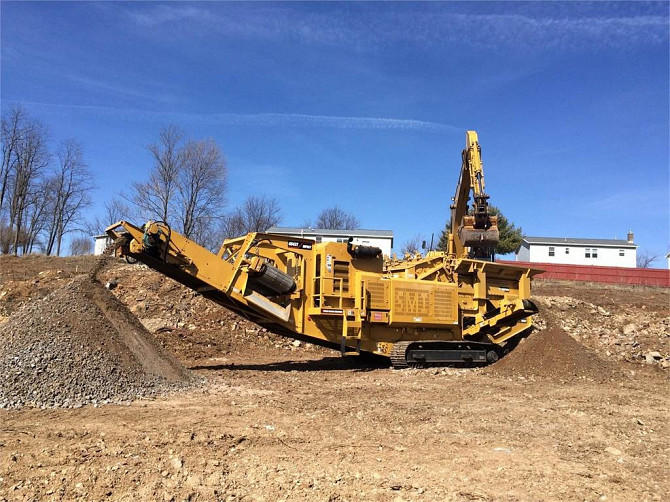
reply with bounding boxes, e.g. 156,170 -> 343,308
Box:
107,131 -> 540,368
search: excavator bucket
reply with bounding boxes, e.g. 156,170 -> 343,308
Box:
458,215 -> 500,248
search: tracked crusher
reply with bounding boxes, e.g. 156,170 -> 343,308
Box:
107,131 -> 540,368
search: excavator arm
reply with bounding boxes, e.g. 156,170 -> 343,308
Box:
448,131 -> 499,259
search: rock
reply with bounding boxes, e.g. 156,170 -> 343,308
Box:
605,446 -> 622,456
105,281 -> 118,290
292,340 -> 301,347
139,317 -> 172,332
597,306 -> 611,317
171,457 -> 183,470
621,324 -> 637,336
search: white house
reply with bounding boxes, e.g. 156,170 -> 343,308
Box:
516,232 -> 637,268
266,227 -> 394,257
94,234 -> 113,255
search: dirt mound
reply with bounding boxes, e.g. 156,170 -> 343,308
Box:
532,294 -> 670,369
0,277 -> 194,409
489,315 -> 621,382
0,255 -> 97,318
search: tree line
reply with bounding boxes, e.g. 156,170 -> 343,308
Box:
5,108 -> 657,266
1,106 -> 94,255
20,108 -> 655,265
5,106 -> 658,268
1,109 -> 362,256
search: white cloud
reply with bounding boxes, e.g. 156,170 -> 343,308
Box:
65,74 -> 178,104
456,13 -> 669,50
585,186 -> 669,216
201,112 -> 458,132
124,5 -> 211,27
7,100 -> 458,132
121,4 -> 669,52
228,163 -> 299,203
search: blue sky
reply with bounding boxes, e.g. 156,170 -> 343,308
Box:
2,1 -> 669,263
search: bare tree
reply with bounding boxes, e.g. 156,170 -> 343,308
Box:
7,120 -> 50,254
22,177 -> 52,254
109,198 -> 131,222
220,211 -> 246,240
85,198 -> 132,236
0,108 -> 96,256
44,140 -> 94,256
316,205 -> 359,230
130,125 -> 183,223
69,236 -> 93,255
0,222 -> 13,253
1,105 -> 31,216
221,195 -> 282,239
177,138 -> 227,239
1,108 -> 50,254
127,127 -> 228,245
401,234 -> 425,256
636,250 -> 659,268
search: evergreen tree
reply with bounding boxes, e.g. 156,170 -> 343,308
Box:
437,205 -> 523,255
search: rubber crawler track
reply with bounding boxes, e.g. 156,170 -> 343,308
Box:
390,341 -> 412,369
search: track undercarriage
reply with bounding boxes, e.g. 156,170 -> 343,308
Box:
390,341 -> 499,369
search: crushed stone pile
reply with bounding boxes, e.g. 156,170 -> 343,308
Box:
0,276 -> 195,410
489,314 -> 621,383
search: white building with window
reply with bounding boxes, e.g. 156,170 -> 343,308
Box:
515,233 -> 637,268
266,227 -> 394,257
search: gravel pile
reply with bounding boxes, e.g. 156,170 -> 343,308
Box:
0,277 -> 194,410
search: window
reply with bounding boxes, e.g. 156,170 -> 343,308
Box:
585,248 -> 591,258
315,237 -> 322,243
619,249 -> 625,256
565,248 -> 570,255
592,248 -> 598,258
548,246 -> 555,257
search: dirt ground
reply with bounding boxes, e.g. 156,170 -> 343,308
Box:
1,256 -> 668,501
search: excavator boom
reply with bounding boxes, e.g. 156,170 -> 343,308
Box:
449,131 -> 499,259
